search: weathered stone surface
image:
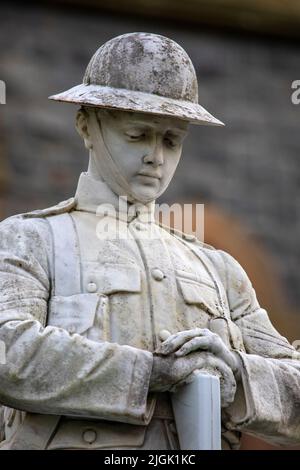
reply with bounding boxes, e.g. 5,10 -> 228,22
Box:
0,2 -> 300,310
0,29 -> 300,451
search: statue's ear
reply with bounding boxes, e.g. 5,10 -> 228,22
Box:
75,107 -> 92,149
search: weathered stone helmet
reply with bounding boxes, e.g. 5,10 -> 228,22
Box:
49,32 -> 223,126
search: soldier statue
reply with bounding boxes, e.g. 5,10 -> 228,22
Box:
0,33 -> 299,450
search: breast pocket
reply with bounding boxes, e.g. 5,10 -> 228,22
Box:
176,269 -> 220,317
84,263 -> 142,342
47,293 -> 100,336
48,263 -> 142,341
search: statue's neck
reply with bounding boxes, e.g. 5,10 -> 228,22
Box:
87,153 -> 103,182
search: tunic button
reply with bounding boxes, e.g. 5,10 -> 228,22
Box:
82,429 -> 97,444
58,200 -> 67,207
134,222 -> 147,231
183,233 -> 196,242
159,330 -> 171,341
58,198 -> 73,207
87,282 -> 97,293
151,268 -> 164,281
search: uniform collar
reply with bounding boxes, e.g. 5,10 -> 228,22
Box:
74,172 -> 155,223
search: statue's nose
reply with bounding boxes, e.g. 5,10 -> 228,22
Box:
144,140 -> 164,167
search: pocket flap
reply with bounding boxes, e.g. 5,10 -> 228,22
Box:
48,293 -> 99,334
177,277 -> 219,316
47,419 -> 146,450
85,263 -> 141,295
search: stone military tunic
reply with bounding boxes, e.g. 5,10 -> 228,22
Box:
0,173 -> 299,450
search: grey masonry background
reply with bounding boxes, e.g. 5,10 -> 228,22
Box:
1,3 -> 300,308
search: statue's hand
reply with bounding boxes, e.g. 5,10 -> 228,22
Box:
149,351 -> 236,407
149,351 -> 204,393
156,328 -> 241,379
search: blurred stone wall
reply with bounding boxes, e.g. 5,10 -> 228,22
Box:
1,3 -> 300,310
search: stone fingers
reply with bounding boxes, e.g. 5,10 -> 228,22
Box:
169,330 -> 240,375
157,328 -> 210,355
175,336 -> 211,357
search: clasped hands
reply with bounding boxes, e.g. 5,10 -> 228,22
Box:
149,328 -> 242,407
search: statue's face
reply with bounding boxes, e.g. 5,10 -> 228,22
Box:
91,109 -> 188,202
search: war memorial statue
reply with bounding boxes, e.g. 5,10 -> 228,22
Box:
0,33 -> 299,450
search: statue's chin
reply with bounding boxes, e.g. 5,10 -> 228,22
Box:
103,172 -> 170,205
110,182 -> 163,205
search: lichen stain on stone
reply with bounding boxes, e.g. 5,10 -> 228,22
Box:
50,33 -> 223,126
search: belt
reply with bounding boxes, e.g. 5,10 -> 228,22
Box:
2,393 -> 175,450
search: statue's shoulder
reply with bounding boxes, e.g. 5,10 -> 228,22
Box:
0,198 -> 77,243
21,197 -> 76,220
158,224 -> 248,284
158,223 -> 231,277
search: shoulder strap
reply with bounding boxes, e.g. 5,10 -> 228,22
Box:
22,197 -> 76,219
47,213 -> 82,296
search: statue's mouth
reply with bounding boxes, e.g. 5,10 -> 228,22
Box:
137,171 -> 161,180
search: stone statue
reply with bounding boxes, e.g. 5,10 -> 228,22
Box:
0,32 -> 299,450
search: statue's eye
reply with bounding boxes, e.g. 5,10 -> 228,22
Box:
164,131 -> 186,149
125,131 -> 145,141
164,136 -> 178,148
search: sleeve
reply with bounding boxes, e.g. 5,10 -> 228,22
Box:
0,216 -> 154,425
219,250 -> 300,446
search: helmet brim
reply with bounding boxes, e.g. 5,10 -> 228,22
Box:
49,84 -> 224,126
